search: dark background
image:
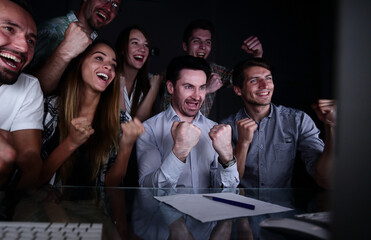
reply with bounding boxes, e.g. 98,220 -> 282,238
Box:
26,1 -> 371,239
28,0 -> 336,123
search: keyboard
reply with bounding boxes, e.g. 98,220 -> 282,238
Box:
0,221 -> 102,240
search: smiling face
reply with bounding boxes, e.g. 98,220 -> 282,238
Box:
167,69 -> 207,122
234,66 -> 274,107
0,1 -> 36,85
81,43 -> 117,92
124,29 -> 149,70
182,28 -> 212,60
83,0 -> 121,30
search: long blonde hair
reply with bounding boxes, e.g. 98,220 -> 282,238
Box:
57,42 -> 120,184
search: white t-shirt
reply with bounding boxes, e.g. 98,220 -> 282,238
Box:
0,73 -> 44,131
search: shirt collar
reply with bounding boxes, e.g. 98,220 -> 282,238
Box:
66,11 -> 98,40
165,105 -> 203,123
242,103 -> 274,120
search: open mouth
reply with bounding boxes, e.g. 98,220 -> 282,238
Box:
186,100 -> 200,110
97,72 -> 108,81
96,10 -> 108,21
133,55 -> 144,62
196,52 -> 205,58
256,91 -> 269,96
0,52 -> 21,70
255,90 -> 271,99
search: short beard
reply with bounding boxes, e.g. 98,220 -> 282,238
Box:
0,68 -> 19,85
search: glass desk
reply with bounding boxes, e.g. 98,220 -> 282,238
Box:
0,186 -> 330,239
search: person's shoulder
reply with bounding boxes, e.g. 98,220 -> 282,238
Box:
274,104 -> 305,115
17,73 -> 41,88
14,74 -> 44,100
37,13 -> 70,32
143,110 -> 166,127
221,108 -> 245,125
18,72 -> 38,81
273,104 -> 311,122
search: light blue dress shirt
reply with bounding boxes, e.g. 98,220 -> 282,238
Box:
222,104 -> 325,188
136,106 -> 239,188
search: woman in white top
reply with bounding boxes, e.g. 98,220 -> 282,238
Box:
116,25 -> 162,121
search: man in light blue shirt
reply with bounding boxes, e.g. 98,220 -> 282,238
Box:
222,58 -> 336,189
136,56 -> 239,188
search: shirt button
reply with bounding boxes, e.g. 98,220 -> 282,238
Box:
259,144 -> 263,149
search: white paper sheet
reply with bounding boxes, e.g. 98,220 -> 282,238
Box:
154,192 -> 293,223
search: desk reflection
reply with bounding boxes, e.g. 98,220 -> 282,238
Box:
0,187 -> 329,240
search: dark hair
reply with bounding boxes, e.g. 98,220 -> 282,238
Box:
232,58 -> 273,88
10,0 -> 34,17
182,19 -> 215,44
166,55 -> 211,86
115,25 -> 151,117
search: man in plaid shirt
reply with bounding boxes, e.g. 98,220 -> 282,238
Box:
161,19 -> 264,118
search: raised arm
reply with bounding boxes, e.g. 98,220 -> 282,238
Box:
241,36 -> 263,58
209,124 -> 239,187
233,118 -> 258,179
312,99 -> 336,189
135,74 -> 162,121
104,118 -> 145,186
33,22 -> 92,94
206,73 -> 224,94
137,121 -> 201,188
38,117 -> 94,185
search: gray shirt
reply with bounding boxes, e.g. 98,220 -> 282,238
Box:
222,104 -> 324,188
136,106 -> 239,188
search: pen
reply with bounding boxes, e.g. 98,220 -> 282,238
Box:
203,195 -> 255,210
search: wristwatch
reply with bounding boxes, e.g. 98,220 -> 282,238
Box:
218,156 -> 237,169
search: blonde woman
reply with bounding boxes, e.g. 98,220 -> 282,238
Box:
39,41 -> 144,186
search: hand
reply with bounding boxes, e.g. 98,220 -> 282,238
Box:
312,99 -> 336,127
119,118 -> 145,147
206,73 -> 223,94
171,121 -> 201,162
209,124 -> 233,163
241,36 -> 263,58
59,22 -> 92,61
66,117 -> 94,149
237,118 -> 258,145
149,74 -> 163,91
